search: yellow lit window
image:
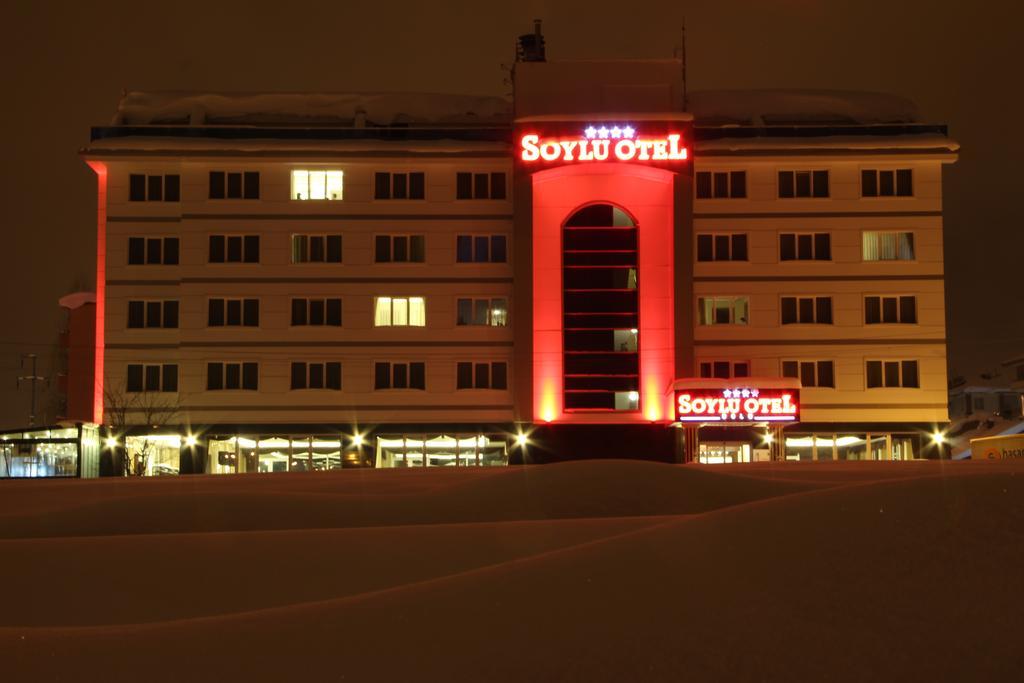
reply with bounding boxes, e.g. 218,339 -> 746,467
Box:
292,170 -> 343,200
374,296 -> 426,327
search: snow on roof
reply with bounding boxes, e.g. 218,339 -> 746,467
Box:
113,91 -> 513,127
689,89 -> 920,126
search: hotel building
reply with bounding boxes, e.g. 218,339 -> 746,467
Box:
78,39 -> 958,473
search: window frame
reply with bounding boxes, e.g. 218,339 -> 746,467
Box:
697,359 -> 752,379
128,236 -> 180,266
289,361 -> 342,391
777,169 -> 830,199
125,363 -> 178,393
861,168 -> 914,198
780,295 -> 834,325
864,294 -> 918,325
290,234 -> 343,264
206,361 -> 259,391
373,361 -> 426,390
862,231 -> 916,262
289,169 -> 343,201
779,232 -> 832,262
697,296 -> 750,326
696,233 -> 749,262
373,296 -> 426,327
455,297 -> 509,327
209,170 -> 260,200
865,359 -> 920,389
781,359 -> 836,388
455,171 -> 507,200
694,170 -> 748,199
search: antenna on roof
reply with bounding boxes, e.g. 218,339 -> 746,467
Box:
516,19 -> 546,62
681,20 -> 689,112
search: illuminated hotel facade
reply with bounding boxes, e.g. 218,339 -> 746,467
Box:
79,52 -> 958,473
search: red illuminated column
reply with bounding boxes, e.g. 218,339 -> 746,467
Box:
86,161 -> 107,425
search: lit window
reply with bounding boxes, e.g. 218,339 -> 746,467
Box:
698,297 -> 749,325
374,297 -> 425,327
863,232 -> 915,261
291,170 -> 343,201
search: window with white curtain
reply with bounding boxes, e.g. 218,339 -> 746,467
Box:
291,170 -> 343,200
374,297 -> 425,327
863,231 -> 915,261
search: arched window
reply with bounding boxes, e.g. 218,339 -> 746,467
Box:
562,203 -> 640,412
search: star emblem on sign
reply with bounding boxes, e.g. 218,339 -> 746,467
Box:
610,126 -> 622,138
622,126 -> 635,138
723,389 -> 733,398
584,126 -> 597,139
741,389 -> 751,398
751,389 -> 759,397
598,126 -> 610,139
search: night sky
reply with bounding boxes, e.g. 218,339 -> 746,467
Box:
0,0 -> 1021,428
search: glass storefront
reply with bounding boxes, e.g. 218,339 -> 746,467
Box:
125,435 -> 181,476
208,435 -> 358,474
785,433 -> 922,461
375,434 -> 508,467
0,426 -> 96,478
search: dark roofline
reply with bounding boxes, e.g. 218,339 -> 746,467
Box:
90,121 -> 949,144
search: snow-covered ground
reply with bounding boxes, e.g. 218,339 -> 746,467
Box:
2,460 -> 1021,681
946,412 -> 1024,458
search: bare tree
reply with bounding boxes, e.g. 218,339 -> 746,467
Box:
104,382 -> 180,476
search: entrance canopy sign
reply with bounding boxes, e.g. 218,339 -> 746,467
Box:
519,124 -> 688,165
675,387 -> 800,423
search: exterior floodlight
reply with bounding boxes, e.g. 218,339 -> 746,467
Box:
515,433 -> 528,447
763,431 -> 774,444
352,433 -> 364,447
185,435 -> 197,447
105,437 -> 118,448
932,431 -> 945,445
628,391 -> 640,402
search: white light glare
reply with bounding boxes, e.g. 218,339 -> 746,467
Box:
352,433 -> 364,447
515,433 -> 528,447
104,437 -> 118,448
628,391 -> 640,402
932,431 -> 946,445
763,431 -> 774,444
185,435 -> 197,447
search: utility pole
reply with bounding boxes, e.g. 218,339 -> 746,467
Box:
17,354 -> 47,427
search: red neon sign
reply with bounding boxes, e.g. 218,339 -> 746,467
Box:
675,387 -> 800,423
520,125 -> 688,164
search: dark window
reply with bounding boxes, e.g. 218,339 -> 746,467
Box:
392,173 -> 407,199
375,173 -> 390,199
128,238 -> 145,265
456,235 -> 473,262
697,234 -> 713,262
797,234 -> 813,260
409,235 -> 425,262
490,173 -> 507,199
291,298 -> 307,326
730,171 -> 747,198
226,236 -> 242,262
800,361 -> 816,388
392,363 -> 408,389
812,170 -> 829,197
409,172 -> 425,199
226,172 -> 242,199
318,235 -> 339,263
162,364 -> 178,392
714,235 -> 730,261
224,299 -> 241,326
731,234 -> 748,261
309,237 -> 324,263
409,362 -> 425,390
309,299 -> 325,326
865,296 -> 882,324
491,235 -> 507,262
814,233 -> 831,260
816,297 -> 833,324
127,301 -> 145,328
224,363 -> 240,389
817,361 -> 835,388
473,173 -> 488,199
902,360 -> 919,388
207,362 -> 224,390
699,362 -> 712,378
326,362 -> 342,390
241,362 -> 258,390
147,175 -> 162,201
778,171 -> 795,198
474,363 -> 489,389
713,172 -> 728,198
782,360 -> 799,378
162,301 -> 179,328
474,236 -> 489,262
879,171 -> 895,196
145,238 -> 162,265
129,174 -> 146,201
164,238 -> 179,265
798,297 -> 814,323
308,363 -> 324,389
209,235 -> 226,263
208,299 -> 225,326
374,362 -> 391,390
866,361 -> 883,388
375,235 -> 391,262
492,362 -> 507,389
733,362 -> 749,378
126,364 -> 144,392
456,172 -> 473,199
290,362 -> 307,389
713,361 -> 731,379
326,299 -> 342,326
882,297 -> 899,323
457,361 -> 473,389
781,297 -> 797,324
899,296 -> 917,323
243,299 -> 259,326
896,169 -> 913,196
862,170 -> 878,197
243,236 -> 259,263
696,172 -> 712,199
142,365 -> 160,392
164,175 -> 180,202
209,172 -> 225,199
883,361 -> 900,388
780,233 -> 796,261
